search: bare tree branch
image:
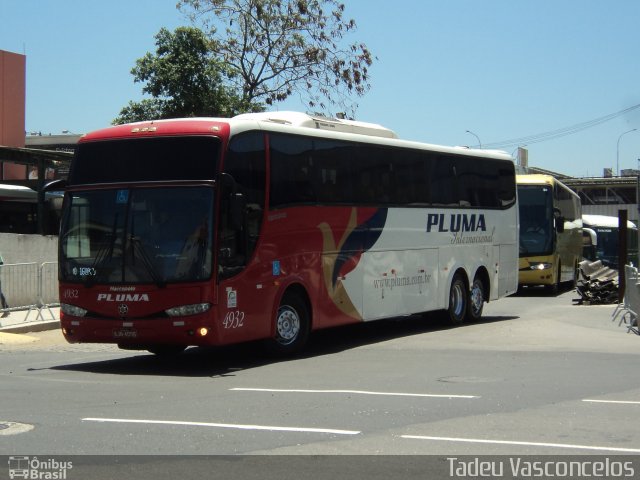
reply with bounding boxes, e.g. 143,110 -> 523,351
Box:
178,0 -> 375,117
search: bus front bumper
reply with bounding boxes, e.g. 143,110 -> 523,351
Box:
60,314 -> 218,348
518,260 -> 554,286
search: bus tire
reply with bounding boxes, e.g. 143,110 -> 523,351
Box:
447,274 -> 467,325
467,276 -> 485,322
265,292 -> 310,355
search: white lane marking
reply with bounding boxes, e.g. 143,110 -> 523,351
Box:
230,388 -> 478,399
401,435 -> 640,453
82,417 -> 360,435
583,399 -> 640,405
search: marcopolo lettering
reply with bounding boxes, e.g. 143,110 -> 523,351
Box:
426,213 -> 486,233
97,293 -> 150,302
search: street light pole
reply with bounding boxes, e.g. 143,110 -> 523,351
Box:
465,130 -> 482,149
616,128 -> 637,176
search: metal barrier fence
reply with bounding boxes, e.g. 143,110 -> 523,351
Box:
0,262 -> 59,322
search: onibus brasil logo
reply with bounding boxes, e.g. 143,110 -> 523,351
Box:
8,456 -> 73,479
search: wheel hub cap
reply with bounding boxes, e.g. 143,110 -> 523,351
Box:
277,307 -> 300,343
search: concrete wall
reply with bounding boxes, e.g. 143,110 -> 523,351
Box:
0,233 -> 58,309
0,233 -> 57,264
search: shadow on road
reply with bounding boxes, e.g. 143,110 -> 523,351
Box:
49,312 -> 519,378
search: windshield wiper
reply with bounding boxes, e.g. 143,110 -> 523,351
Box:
85,214 -> 119,287
128,213 -> 166,288
128,235 -> 166,288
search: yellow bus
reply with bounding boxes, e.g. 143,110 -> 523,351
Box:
517,174 -> 582,292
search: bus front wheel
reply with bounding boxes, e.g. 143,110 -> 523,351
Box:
265,293 -> 310,355
447,275 -> 467,325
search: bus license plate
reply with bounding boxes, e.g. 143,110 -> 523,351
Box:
113,328 -> 137,339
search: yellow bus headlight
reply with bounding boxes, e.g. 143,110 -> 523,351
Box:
529,263 -> 552,271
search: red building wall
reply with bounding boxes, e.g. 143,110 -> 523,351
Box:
0,49 -> 27,179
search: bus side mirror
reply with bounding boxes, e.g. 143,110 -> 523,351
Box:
552,207 -> 564,233
230,192 -> 246,230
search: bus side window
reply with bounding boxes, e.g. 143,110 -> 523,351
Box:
219,132 -> 266,279
430,155 -> 457,206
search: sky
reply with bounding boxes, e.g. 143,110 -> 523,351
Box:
1,0 -> 640,178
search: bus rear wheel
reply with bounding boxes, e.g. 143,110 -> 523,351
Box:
447,274 -> 467,325
265,293 -> 310,355
467,277 -> 485,322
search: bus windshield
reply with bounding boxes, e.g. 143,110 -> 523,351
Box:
518,184 -> 554,256
69,136 -> 220,185
60,186 -> 214,285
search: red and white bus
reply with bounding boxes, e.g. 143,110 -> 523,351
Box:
55,112 -> 518,355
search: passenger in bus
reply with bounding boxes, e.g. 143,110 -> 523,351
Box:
176,216 -> 211,279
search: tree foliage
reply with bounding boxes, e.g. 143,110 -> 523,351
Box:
178,0 -> 375,117
114,26 -> 262,124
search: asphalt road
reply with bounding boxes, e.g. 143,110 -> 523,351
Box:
1,287 -> 639,477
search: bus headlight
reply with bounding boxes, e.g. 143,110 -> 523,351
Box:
61,303 -> 88,317
529,263 -> 552,271
165,303 -> 211,317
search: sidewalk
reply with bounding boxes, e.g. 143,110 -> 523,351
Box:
0,306 -> 60,334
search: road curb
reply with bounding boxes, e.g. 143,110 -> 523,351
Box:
0,320 -> 60,334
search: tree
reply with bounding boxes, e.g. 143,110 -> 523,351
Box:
115,99 -> 167,124
178,0 -> 375,117
114,26 -> 262,124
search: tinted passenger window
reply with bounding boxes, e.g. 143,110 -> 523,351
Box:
269,132 -> 515,210
456,157 -> 515,208
555,183 -> 579,221
218,132 -> 266,278
269,135 -> 317,206
225,132 -> 266,209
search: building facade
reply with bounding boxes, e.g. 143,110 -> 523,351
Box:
0,49 -> 27,179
